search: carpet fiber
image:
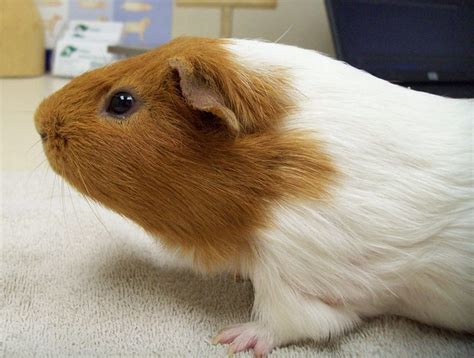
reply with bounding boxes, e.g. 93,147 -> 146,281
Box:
2,170 -> 473,356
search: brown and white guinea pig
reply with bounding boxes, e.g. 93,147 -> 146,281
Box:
35,37 -> 473,355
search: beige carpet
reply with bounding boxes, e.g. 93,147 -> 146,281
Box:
2,170 -> 473,357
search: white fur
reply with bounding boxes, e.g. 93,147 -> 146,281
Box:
223,39 -> 474,348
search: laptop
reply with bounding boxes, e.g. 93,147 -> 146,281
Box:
325,0 -> 474,98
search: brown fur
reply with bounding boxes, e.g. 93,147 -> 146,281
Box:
35,37 -> 336,272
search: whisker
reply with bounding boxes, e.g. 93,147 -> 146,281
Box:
69,152 -> 114,240
274,25 -> 293,43
41,164 -> 51,193
32,158 -> 47,172
29,149 -> 46,164
47,171 -> 57,229
60,167 -> 67,231
66,183 -> 86,239
27,138 -> 42,153
82,193 -> 113,240
24,159 -> 47,189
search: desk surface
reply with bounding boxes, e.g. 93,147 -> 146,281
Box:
1,75 -> 69,170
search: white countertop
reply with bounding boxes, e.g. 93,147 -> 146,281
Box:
0,75 -> 69,170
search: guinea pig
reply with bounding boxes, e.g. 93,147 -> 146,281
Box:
34,37 -> 473,355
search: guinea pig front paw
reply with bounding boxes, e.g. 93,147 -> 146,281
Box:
212,322 -> 275,357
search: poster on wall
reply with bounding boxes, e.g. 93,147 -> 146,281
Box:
36,0 -> 172,49
114,0 -> 172,47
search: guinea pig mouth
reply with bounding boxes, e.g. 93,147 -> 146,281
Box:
39,132 -> 48,142
44,131 -> 68,149
42,131 -> 70,174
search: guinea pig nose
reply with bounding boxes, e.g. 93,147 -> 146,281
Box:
40,132 -> 48,142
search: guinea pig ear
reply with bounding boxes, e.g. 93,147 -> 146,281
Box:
169,57 -> 240,136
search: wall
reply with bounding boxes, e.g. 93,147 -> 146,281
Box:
172,0 -> 335,56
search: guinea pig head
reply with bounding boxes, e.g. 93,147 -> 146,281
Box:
34,37 -> 335,271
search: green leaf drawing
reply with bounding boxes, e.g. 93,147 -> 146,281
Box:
60,46 -> 78,57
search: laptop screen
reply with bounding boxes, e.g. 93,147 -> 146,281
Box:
325,0 -> 474,83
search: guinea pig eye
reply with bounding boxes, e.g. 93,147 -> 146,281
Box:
106,91 -> 135,117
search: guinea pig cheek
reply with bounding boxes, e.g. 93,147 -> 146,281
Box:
43,120 -> 92,180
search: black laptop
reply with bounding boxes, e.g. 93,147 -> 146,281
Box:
325,0 -> 474,98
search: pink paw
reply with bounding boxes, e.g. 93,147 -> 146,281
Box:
212,322 -> 274,357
